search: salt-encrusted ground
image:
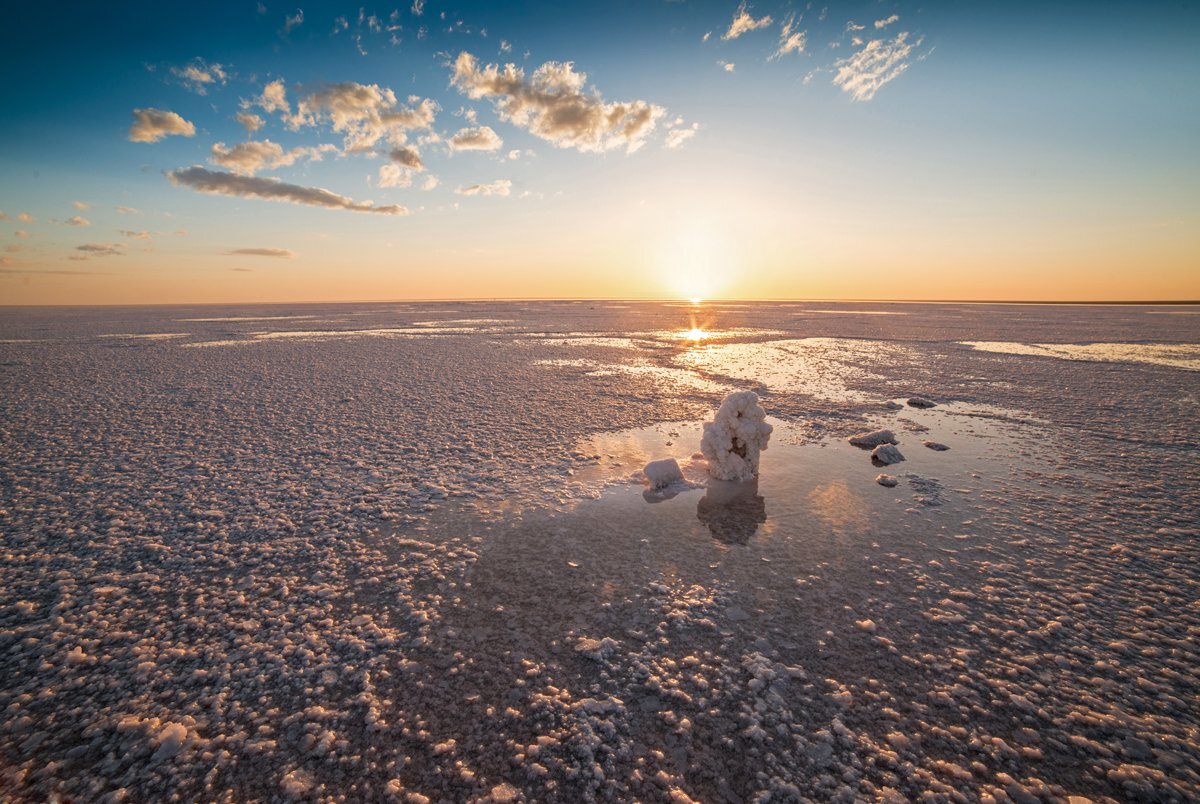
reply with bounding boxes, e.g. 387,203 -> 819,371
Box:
1,301 -> 1198,802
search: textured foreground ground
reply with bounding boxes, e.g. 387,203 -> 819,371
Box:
1,301 -> 1198,802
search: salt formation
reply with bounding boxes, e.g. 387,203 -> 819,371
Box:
700,391 -> 773,481
923,440 -> 950,451
871,444 -> 905,465
642,458 -> 684,490
875,473 -> 899,487
848,428 -> 896,447
907,396 -> 937,408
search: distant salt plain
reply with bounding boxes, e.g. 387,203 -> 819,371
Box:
1,301 -> 1197,802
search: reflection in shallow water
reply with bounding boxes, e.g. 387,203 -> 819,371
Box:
696,478 -> 766,545
962,340 -> 1200,371
807,480 -> 870,535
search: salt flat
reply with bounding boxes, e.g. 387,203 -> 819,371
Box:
1,301 -> 1197,802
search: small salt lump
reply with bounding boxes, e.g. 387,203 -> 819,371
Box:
876,474 -> 899,487
871,444 -> 905,465
701,391 -> 773,481
849,429 -> 896,448
923,440 -> 950,451
907,397 -> 937,408
642,458 -> 684,490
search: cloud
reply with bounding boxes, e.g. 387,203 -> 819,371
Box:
283,9 -> 304,33
121,230 -> 152,240
389,145 -> 424,170
378,164 -> 413,188
421,175 -> 439,191
455,179 -> 511,197
17,213 -> 34,223
772,14 -> 806,59
171,59 -> 228,95
875,14 -> 900,30
253,80 -> 291,115
411,0 -> 424,16
282,82 -> 438,151
448,125 -> 503,152
720,61 -> 735,73
167,166 -> 408,215
14,230 -> 29,238
128,108 -> 196,143
226,247 -> 295,258
665,123 -> 699,149
236,112 -> 265,134
76,243 -> 124,257
72,201 -> 90,211
2,266 -> 95,275
210,140 -> 338,175
451,52 -> 665,154
66,216 -> 90,226
116,206 -> 140,214
832,32 -> 921,101
722,2 -> 772,40
0,211 -> 7,221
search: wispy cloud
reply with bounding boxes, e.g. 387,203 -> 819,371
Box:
411,0 -> 424,16
720,61 -> 735,73
226,247 -> 295,258
665,122 -> 699,149
120,230 -> 152,240
72,201 -> 90,211
832,32 -> 921,101
451,52 -> 665,154
377,164 -> 413,188
210,140 -> 338,175
283,9 -> 304,34
722,2 -> 772,40
76,243 -> 124,257
65,216 -> 90,226
16,213 -> 33,223
128,108 -> 196,143
455,179 -> 511,197
171,59 -> 228,95
167,166 -> 409,215
875,14 -> 900,30
116,206 -> 140,214
772,14 -> 806,59
275,82 -> 438,151
448,125 -> 503,152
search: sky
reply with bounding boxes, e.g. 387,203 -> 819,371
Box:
0,0 -> 1197,305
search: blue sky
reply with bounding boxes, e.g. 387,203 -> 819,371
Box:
1,1 -> 1197,303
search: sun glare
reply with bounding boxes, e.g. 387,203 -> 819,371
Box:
659,224 -> 735,302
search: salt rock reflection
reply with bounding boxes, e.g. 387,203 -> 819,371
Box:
696,477 -> 767,545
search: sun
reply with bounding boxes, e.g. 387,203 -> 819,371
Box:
658,225 -> 735,302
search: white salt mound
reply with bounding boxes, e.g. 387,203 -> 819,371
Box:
701,391 -> 773,482
876,474 -> 898,487
642,458 -> 684,490
849,429 -> 897,448
872,444 -> 905,465
907,396 -> 937,408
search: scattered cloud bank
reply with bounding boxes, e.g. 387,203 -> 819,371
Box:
377,164 -> 413,188
455,179 -> 511,197
171,59 -> 228,95
167,167 -> 408,215
252,81 -> 438,152
226,247 -> 295,258
129,109 -> 196,143
875,14 -> 900,30
451,52 -> 664,154
210,140 -> 338,176
448,125 -> 503,152
723,2 -> 773,40
833,32 -> 921,101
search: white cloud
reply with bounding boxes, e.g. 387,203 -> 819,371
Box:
210,140 -> 338,175
448,125 -> 503,152
720,61 -> 736,73
121,230 -> 152,240
128,108 -> 196,143
116,206 -> 140,214
66,216 -> 90,226
411,0 -> 424,16
665,123 -> 699,149
832,32 -> 921,101
14,230 -> 30,238
455,179 -> 511,197
253,80 -> 291,115
17,213 -> 33,223
875,14 -> 900,30
421,175 -> 440,191
167,166 -> 409,215
283,83 -> 438,151
378,163 -> 413,188
722,2 -> 772,40
772,14 -> 806,59
284,9 -> 304,33
72,201 -> 90,211
389,145 -> 424,170
236,112 -> 265,134
451,52 -> 665,154
171,59 -> 229,95
226,247 -> 295,258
